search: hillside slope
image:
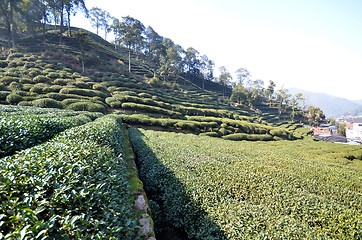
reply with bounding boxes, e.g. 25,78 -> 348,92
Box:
0,28 -> 310,140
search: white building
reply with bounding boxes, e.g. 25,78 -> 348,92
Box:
346,122 -> 362,140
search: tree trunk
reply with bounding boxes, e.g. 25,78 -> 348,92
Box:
9,1 -> 15,48
59,0 -> 64,45
67,9 -> 71,37
42,9 -> 47,43
6,24 -> 11,48
128,48 -> 131,73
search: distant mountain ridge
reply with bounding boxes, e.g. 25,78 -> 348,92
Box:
288,88 -> 361,117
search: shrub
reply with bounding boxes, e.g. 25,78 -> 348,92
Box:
0,115 -> 140,238
57,70 -> 71,78
48,85 -> 62,92
270,128 -> 292,139
218,128 -> 232,136
105,97 -> 122,108
1,76 -> 17,85
7,52 -> 24,60
0,60 -> 8,68
19,77 -> 33,84
33,75 -> 51,83
60,87 -> 110,98
107,86 -> 117,93
174,121 -> 199,132
17,101 -> 33,106
30,85 -> 44,94
66,101 -> 107,113
54,78 -> 68,85
47,72 -> 60,79
149,77 -> 160,86
138,92 -> 152,98
9,82 -> 23,91
6,93 -> 24,105
27,68 -> 42,77
23,62 -> 35,69
93,84 -> 108,92
199,132 -> 220,137
72,81 -> 88,89
0,91 -> 11,101
61,99 -> 85,107
32,98 -> 62,108
222,133 -> 274,141
121,102 -> 182,118
44,63 -> 56,69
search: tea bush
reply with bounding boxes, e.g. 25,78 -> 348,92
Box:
60,87 -> 110,98
0,115 -> 140,239
105,97 -> 121,108
6,93 -> 24,105
130,129 -> 362,239
66,101 -> 107,113
32,98 -> 62,109
0,105 -> 99,157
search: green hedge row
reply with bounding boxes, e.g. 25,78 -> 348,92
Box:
59,87 -> 110,99
118,114 -> 217,133
0,105 -> 103,157
121,102 -> 183,118
222,133 -> 274,141
113,94 -> 172,110
130,129 -> 362,239
0,115 -> 140,239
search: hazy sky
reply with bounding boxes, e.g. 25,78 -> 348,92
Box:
73,0 -> 362,100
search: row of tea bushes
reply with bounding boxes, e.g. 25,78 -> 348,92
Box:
121,103 -> 183,119
119,113 -> 296,140
0,104 -> 103,157
0,115 -> 141,239
129,129 -> 362,239
118,114 -> 218,133
187,116 -> 296,139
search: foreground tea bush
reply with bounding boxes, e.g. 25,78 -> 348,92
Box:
0,115 -> 140,239
130,129 -> 362,239
0,104 -> 103,158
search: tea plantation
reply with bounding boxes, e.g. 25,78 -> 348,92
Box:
1,27 -> 361,239
130,129 -> 362,239
0,107 -> 153,239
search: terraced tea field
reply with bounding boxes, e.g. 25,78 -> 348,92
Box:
0,106 -> 152,239
130,129 -> 362,239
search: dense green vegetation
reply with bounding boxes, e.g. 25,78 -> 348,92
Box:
0,114 -> 143,239
0,49 -> 313,141
1,1 -> 360,239
130,128 -> 362,239
0,104 -> 103,157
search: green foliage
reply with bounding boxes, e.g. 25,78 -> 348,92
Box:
0,115 -> 140,239
32,98 -> 62,109
130,129 -> 362,239
1,76 -> 18,85
121,102 -> 182,118
0,105 -> 100,157
66,101 -> 107,114
60,87 -> 110,98
105,97 -> 121,108
223,133 -> 274,141
6,93 -> 24,105
0,91 -> 11,101
33,75 -> 51,83
0,60 -> 8,68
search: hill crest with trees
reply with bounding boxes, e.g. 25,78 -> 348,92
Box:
0,0 -> 327,133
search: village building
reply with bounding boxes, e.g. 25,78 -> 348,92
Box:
337,117 -> 362,145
